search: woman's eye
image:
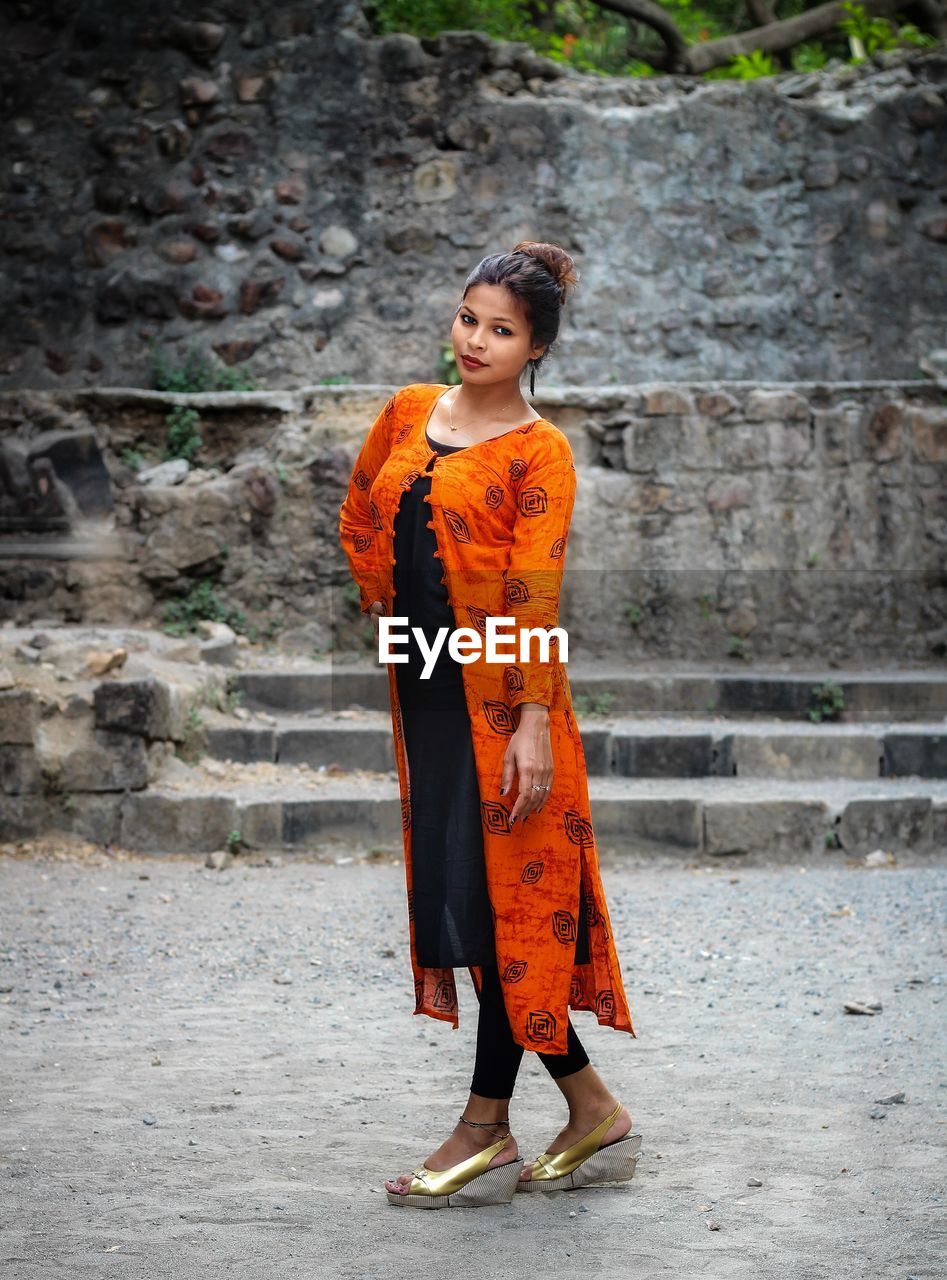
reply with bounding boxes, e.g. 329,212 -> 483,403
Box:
461,314 -> 511,336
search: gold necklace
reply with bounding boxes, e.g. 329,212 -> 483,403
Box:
447,385 -> 521,433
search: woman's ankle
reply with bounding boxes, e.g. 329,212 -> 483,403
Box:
565,1087 -> 620,1124
461,1092 -> 513,1128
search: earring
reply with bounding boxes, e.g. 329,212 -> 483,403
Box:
529,361 -> 536,396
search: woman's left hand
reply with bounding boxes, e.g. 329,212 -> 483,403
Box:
500,703 -> 553,825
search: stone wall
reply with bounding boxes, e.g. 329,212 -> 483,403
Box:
1,382 -> 944,664
0,630 -> 234,846
0,2 -> 945,390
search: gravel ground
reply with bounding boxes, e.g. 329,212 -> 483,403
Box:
1,840 -> 944,1280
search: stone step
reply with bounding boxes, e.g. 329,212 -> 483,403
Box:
203,712 -> 947,781
115,774 -> 947,860
230,664 -> 947,722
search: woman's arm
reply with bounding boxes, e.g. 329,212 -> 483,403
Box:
338,390 -> 400,614
502,432 -> 577,712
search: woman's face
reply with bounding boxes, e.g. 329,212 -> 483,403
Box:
450,282 -> 546,387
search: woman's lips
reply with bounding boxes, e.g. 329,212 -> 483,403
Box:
462,355 -> 486,367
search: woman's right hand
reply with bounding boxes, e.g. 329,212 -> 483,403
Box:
368,600 -> 385,644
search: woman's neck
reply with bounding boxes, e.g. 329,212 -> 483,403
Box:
449,380 -> 532,424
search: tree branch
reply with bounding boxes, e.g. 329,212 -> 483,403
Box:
591,0 -> 918,73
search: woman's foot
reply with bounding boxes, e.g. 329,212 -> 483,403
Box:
518,1101 -> 633,1182
385,1117 -> 519,1197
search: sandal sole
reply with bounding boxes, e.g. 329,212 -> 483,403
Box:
516,1132 -> 643,1192
386,1157 -> 525,1209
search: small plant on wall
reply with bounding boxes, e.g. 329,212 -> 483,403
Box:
148,340 -> 258,394
164,405 -> 202,462
148,339 -> 258,466
163,580 -> 247,637
809,680 -> 845,723
623,601 -> 644,628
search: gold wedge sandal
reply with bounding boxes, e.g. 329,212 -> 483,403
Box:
385,1117 -> 525,1209
517,1100 -> 642,1193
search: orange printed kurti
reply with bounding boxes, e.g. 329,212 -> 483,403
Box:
338,382 -> 636,1054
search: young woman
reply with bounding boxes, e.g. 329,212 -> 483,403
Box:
338,242 -> 639,1210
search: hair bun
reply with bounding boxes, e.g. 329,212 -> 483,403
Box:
511,240 -> 579,304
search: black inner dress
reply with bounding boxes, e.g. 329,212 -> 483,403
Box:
392,424 -> 589,970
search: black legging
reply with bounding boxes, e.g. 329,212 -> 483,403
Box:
470,961 -> 590,1099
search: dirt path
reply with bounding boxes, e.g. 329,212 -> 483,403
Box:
1,842 -> 944,1279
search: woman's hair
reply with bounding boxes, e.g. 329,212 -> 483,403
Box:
461,240 -> 579,383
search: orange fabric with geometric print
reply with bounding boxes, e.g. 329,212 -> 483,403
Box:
339,382 -> 636,1054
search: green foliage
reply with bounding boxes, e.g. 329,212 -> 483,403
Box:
202,683 -> 245,715
895,21 -> 940,47
370,0 -> 941,80
176,705 -> 207,764
725,47 -> 779,78
163,581 -> 247,637
438,341 -> 462,384
808,680 -> 844,722
120,446 -> 145,471
163,405 -> 202,463
791,41 -> 830,71
243,617 -> 285,645
149,341 -> 257,465
839,1 -> 939,57
373,0 -> 536,41
572,690 -> 615,717
838,0 -> 899,53
226,829 -> 244,854
148,339 -> 258,393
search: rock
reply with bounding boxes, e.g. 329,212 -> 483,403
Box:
918,349 -> 947,384
163,640 -> 202,664
57,728 -> 149,791
0,693 -> 40,755
196,621 -> 235,643
122,792 -> 237,852
137,459 -> 190,487
0,745 -> 43,794
179,77 -> 220,106
204,848 -> 233,870
864,849 -> 895,868
94,677 -> 178,740
85,649 -> 128,676
20,428 -> 113,521
318,225 -> 357,257
197,622 -> 238,667
166,20 -> 226,63
843,1000 -> 881,1015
